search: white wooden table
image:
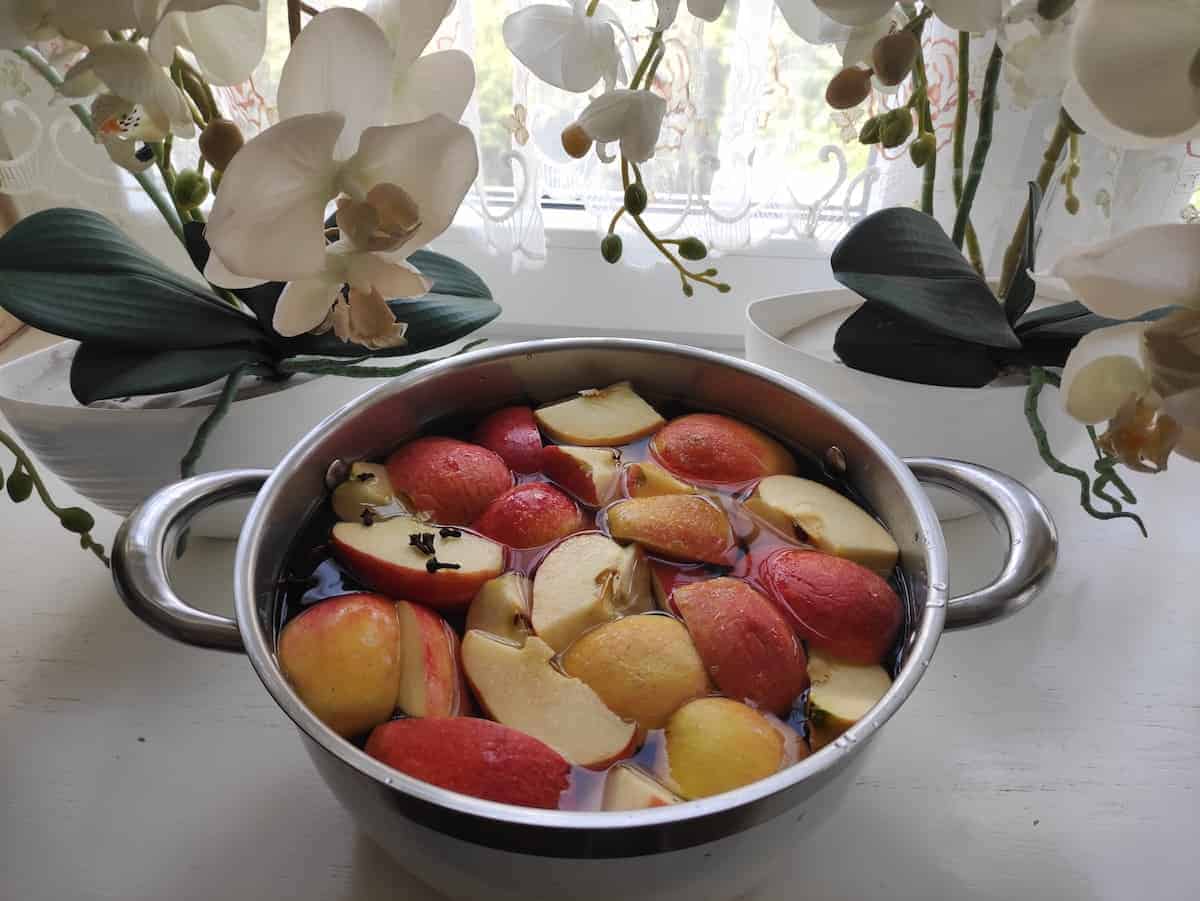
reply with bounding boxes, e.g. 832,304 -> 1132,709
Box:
2,337 -> 1197,900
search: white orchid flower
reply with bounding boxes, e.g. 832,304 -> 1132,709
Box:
205,8 -> 478,347
999,6 -> 1074,108
503,0 -> 624,93
924,0 -> 1005,32
0,0 -> 139,49
811,0 -> 894,27
1064,0 -> 1200,147
143,0 -> 267,87
568,89 -> 667,164
1046,224 -> 1200,467
58,41 -> 196,173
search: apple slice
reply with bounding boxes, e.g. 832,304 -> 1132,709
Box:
472,482 -> 584,548
606,495 -> 735,565
385,436 -> 512,524
331,516 -> 505,613
394,600 -> 468,718
278,593 -> 402,738
531,532 -> 653,651
662,697 -> 788,799
746,476 -> 899,575
461,631 -> 638,768
472,405 -> 543,474
541,445 -> 620,506
465,572 -> 532,645
807,649 -> 892,750
560,613 -> 711,730
365,717 -> 570,809
651,413 -> 796,485
624,461 -> 696,498
535,381 -> 665,446
672,577 -> 808,716
602,763 -> 683,811
331,462 -> 399,523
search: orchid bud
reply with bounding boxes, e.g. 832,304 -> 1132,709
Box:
1065,195 -> 1080,215
562,123 -> 592,159
59,507 -> 95,535
6,471 -> 32,502
909,133 -> 936,167
210,169 -> 222,194
601,234 -> 623,263
872,31 -> 919,87
826,67 -> 873,110
859,116 -> 882,145
198,118 -> 244,171
880,110 -> 914,148
624,183 -> 648,215
677,237 -> 707,261
173,170 -> 209,210
1037,0 -> 1075,20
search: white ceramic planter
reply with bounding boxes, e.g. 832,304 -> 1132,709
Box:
745,290 -> 1085,518
0,341 -> 385,537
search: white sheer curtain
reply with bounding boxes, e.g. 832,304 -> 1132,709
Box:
1,1 -> 1196,289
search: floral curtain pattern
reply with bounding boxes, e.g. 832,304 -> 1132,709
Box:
0,0 -> 1195,282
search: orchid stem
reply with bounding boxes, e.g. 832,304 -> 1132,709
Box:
952,42 -> 1002,250
999,110 -> 1072,296
585,0 -> 601,15
180,365 -> 251,479
951,32 -> 983,275
287,0 -> 303,43
12,47 -> 185,243
0,428 -> 109,567
631,33 -> 663,90
911,33 -> 935,217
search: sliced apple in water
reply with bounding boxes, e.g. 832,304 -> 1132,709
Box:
465,572 -> 532,645
602,763 -> 683,811
624,461 -> 696,498
394,600 -> 468,718
746,476 -> 899,575
461,631 -> 638,769
331,462 -> 399,523
535,381 -> 665,446
541,445 -> 621,506
662,697 -> 789,799
807,649 -> 892,750
331,516 -> 505,613
607,495 -> 735,565
531,532 -> 653,651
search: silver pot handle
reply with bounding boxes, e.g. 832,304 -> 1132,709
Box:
111,469 -> 271,653
905,458 -> 1057,630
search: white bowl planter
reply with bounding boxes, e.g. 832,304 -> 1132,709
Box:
0,341 -> 385,537
746,290 -> 1086,518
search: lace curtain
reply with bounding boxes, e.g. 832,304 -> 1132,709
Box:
1,0 -> 1196,284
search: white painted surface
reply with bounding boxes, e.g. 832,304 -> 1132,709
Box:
1,345 -> 1197,901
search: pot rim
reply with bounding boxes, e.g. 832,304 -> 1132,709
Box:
233,337 -> 948,837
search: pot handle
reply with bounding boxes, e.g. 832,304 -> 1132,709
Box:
111,469 -> 271,653
905,458 -> 1057,630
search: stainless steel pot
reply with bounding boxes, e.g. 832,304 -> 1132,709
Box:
111,339 -> 1057,901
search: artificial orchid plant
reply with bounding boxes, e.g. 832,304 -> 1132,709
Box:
0,1 -> 497,564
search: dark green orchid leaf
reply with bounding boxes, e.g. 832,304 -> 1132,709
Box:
184,221 -> 495,358
834,302 -> 999,388
1011,300 -> 1175,368
70,342 -> 276,405
1003,181 -> 1043,325
832,207 -> 1020,349
0,208 -> 263,348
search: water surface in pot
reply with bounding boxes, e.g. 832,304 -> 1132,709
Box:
272,390 -> 918,813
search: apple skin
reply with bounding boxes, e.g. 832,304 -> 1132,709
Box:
365,717 -> 570,810
331,519 -> 505,613
540,445 -> 620,507
278,593 -> 402,738
662,697 -> 787,800
672,577 -> 808,716
395,600 -> 470,718
758,548 -> 903,665
472,483 -> 585,549
472,406 -> 544,474
606,495 -> 735,565
650,413 -> 796,485
385,436 -> 513,524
